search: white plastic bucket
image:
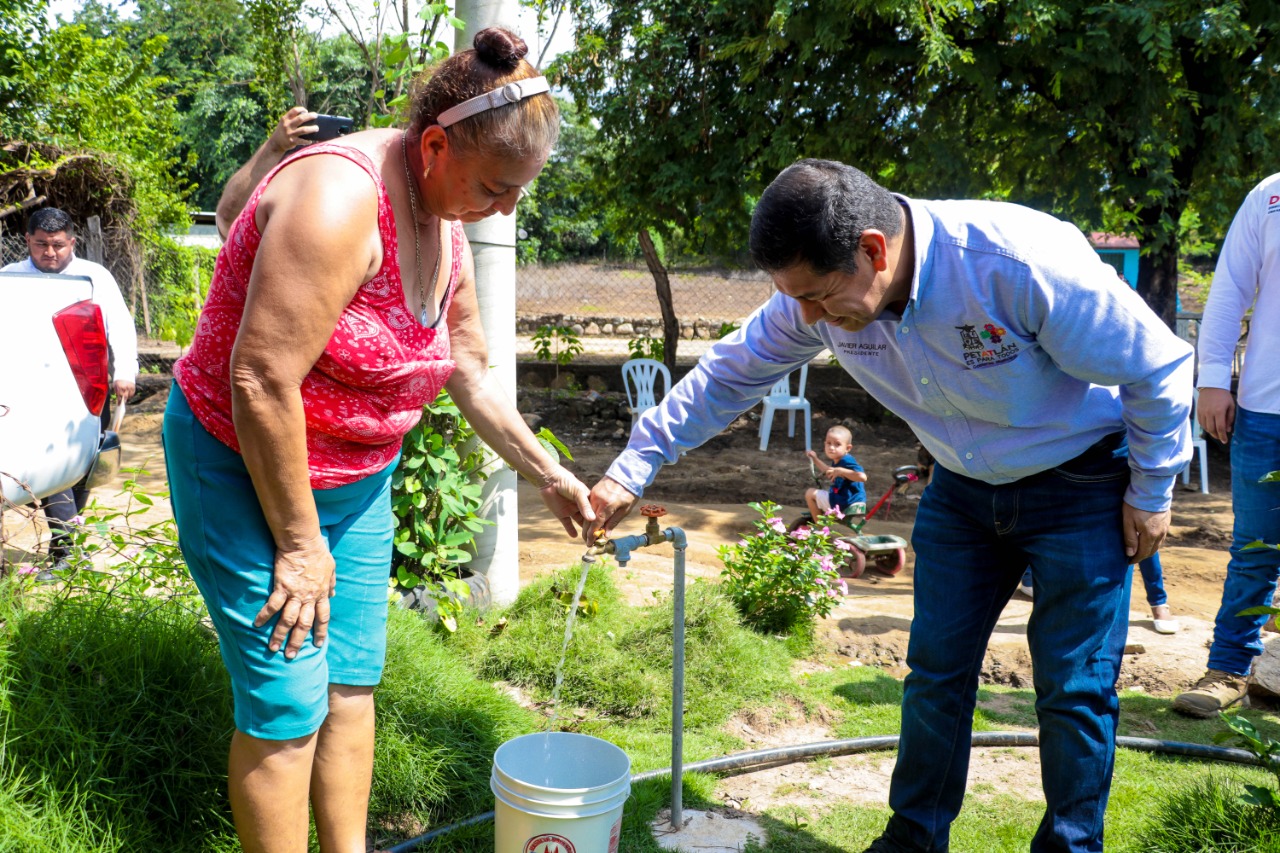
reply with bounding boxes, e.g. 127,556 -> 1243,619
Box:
491,732 -> 631,853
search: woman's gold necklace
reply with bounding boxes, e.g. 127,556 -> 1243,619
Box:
401,130 -> 442,325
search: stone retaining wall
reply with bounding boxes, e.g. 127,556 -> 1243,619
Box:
516,314 -> 735,340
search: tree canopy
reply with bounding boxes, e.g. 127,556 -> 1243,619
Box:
558,0 -> 1280,323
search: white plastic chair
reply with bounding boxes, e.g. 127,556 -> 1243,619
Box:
621,358 -> 671,431
758,364 -> 811,452
1181,388 -> 1209,494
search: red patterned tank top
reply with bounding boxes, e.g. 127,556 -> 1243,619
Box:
174,142 -> 462,488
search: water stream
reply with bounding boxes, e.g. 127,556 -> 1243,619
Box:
547,557 -> 592,731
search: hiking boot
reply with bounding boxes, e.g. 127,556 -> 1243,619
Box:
1172,669 -> 1248,718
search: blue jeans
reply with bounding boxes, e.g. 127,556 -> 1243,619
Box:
887,434 -> 1132,853
1207,406 -> 1280,676
1022,553 -> 1167,607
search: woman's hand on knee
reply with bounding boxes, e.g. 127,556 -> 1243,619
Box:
255,535 -> 337,658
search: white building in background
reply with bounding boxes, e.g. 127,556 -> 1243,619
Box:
168,212 -> 223,251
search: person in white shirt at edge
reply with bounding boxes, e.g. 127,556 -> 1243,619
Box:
1172,174 -> 1280,718
584,159 -> 1193,853
3,207 -> 138,580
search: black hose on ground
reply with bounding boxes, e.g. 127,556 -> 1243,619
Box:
382,732 -> 1263,852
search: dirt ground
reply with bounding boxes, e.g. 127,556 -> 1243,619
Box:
4,382 -> 1248,814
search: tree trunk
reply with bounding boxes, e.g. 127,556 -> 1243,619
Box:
1136,235 -> 1179,328
637,228 -> 679,373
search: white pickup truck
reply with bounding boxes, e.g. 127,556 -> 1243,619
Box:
0,270 -> 121,508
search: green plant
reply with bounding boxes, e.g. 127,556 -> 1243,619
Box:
715,321 -> 740,339
717,501 -> 848,635
390,391 -> 491,629
1215,712 -> 1280,809
627,334 -> 664,362
48,469 -> 202,607
531,324 -> 584,379
1137,773 -> 1280,853
3,595 -> 236,850
143,236 -> 217,348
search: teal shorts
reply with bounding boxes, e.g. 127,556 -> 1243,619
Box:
162,383 -> 397,740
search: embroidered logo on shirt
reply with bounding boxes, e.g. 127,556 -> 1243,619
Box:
957,322 -> 1020,369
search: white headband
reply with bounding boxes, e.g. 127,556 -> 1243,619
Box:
436,76 -> 551,128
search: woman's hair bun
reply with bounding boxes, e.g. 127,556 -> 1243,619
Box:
473,27 -> 528,71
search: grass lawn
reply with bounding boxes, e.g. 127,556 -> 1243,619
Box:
2,562 -> 1279,852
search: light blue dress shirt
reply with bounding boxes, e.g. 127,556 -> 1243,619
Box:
607,196 -> 1194,512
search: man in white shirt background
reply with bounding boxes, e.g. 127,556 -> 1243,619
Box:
3,207 -> 138,578
1173,174 -> 1280,717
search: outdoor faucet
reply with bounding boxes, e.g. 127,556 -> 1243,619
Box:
600,505 -> 674,567
579,505 -> 691,832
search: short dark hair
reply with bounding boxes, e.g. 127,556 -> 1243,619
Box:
26,208 -> 76,237
750,159 -> 902,275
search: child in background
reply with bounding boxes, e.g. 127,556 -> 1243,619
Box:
805,425 -> 868,518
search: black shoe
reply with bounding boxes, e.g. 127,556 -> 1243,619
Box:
864,835 -> 909,853
862,826 -> 947,853
35,558 -> 70,584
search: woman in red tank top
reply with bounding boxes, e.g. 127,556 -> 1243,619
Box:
164,28 -> 594,852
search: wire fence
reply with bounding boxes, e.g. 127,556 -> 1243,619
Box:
0,234 -> 25,267
515,261 -> 775,362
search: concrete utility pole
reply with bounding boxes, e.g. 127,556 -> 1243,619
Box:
454,0 -> 524,605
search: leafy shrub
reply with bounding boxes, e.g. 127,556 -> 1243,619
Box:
391,391 -> 491,628
1216,712 -> 1280,811
531,324 -> 583,378
715,321 -> 740,339
142,235 -> 217,349
627,334 -> 664,362
717,501 -> 848,635
57,468 -> 201,603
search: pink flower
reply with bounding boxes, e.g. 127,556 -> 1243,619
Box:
819,554 -> 835,572
834,539 -> 853,552
16,565 -> 37,576
768,517 -> 787,534
837,578 -> 849,595
819,526 -> 831,536
792,527 -> 811,541
830,505 -> 845,520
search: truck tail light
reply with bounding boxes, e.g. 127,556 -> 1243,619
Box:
52,300 -> 109,416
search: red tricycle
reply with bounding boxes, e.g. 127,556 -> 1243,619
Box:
791,464 -> 922,578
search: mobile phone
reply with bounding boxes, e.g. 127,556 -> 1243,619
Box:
303,114 -> 354,142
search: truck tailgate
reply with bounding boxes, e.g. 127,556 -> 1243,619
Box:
0,272 -> 101,506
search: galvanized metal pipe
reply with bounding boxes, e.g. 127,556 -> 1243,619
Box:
603,523 -> 690,831
667,527 -> 688,831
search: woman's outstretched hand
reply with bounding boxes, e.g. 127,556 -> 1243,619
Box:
255,534 -> 336,659
537,465 -> 597,538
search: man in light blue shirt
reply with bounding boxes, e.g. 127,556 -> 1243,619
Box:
587,159 -> 1193,853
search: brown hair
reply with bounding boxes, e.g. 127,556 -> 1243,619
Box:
826,425 -> 853,445
408,27 -> 559,159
